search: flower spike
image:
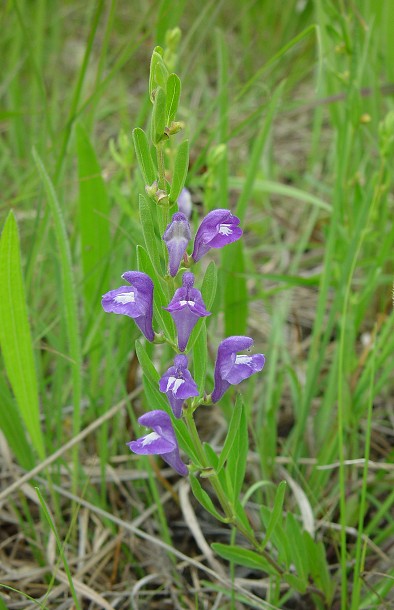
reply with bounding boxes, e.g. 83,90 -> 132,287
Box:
127,410 -> 188,476
211,336 -> 265,403
101,271 -> 154,341
159,354 -> 199,418
192,209 -> 242,262
163,212 -> 191,277
164,272 -> 211,352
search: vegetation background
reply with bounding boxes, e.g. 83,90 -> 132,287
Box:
0,0 -> 393,609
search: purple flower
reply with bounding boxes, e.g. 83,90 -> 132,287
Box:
159,355 -> 199,418
101,271 -> 154,342
164,272 -> 211,351
211,336 -> 265,403
192,209 -> 243,262
163,212 -> 191,277
127,410 -> 188,476
178,187 -> 192,218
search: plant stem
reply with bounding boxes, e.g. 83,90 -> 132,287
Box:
184,408 -> 284,576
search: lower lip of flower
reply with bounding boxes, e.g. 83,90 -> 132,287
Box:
235,355 -> 253,365
166,377 -> 184,392
141,431 -> 161,447
114,292 -> 136,304
218,223 -> 233,236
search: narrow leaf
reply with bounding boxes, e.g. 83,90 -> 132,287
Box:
212,543 -> 276,574
169,139 -> 189,203
136,245 -> 174,339
190,475 -> 226,522
132,127 -> 157,185
193,323 -> 207,394
217,404 -> 242,473
139,194 -> 162,274
226,396 -> 248,501
0,211 -> 45,459
151,87 -> 167,145
261,481 -> 287,548
149,47 -> 164,101
166,73 -> 181,124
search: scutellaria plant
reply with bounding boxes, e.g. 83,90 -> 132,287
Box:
101,40 -> 333,600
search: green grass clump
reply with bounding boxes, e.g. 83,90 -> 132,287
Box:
0,1 -> 393,609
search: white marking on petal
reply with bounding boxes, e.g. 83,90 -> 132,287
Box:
219,223 -> 233,236
114,291 -> 135,304
179,300 -> 195,307
166,377 -> 185,393
235,355 -> 252,365
141,431 -> 160,447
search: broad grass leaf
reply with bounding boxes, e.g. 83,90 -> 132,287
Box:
0,372 -> 35,469
0,211 -> 45,459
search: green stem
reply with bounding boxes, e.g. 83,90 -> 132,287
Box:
184,408 -> 284,576
157,142 -> 166,191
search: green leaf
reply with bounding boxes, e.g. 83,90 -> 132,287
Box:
0,211 -> 45,459
136,245 -> 174,339
149,47 -> 164,101
193,322 -> 207,394
139,194 -> 163,274
303,533 -> 333,601
212,543 -> 276,574
0,364 -> 35,468
33,149 -> 82,447
154,60 -> 169,92
132,127 -> 157,185
260,505 -> 291,568
222,239 -> 248,336
226,396 -> 248,502
217,404 -> 242,473
283,572 -> 307,594
190,475 -> 226,522
76,123 -> 110,315
200,260 -> 218,310
169,139 -> 189,204
151,87 -> 167,145
135,340 -> 160,384
187,261 -> 218,351
166,73 -> 181,124
285,513 -> 309,582
261,481 -> 287,548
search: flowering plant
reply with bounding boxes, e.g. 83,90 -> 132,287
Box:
100,43 -> 330,598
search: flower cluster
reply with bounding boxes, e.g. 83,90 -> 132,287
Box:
163,201 -> 243,276
102,194 -> 265,476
